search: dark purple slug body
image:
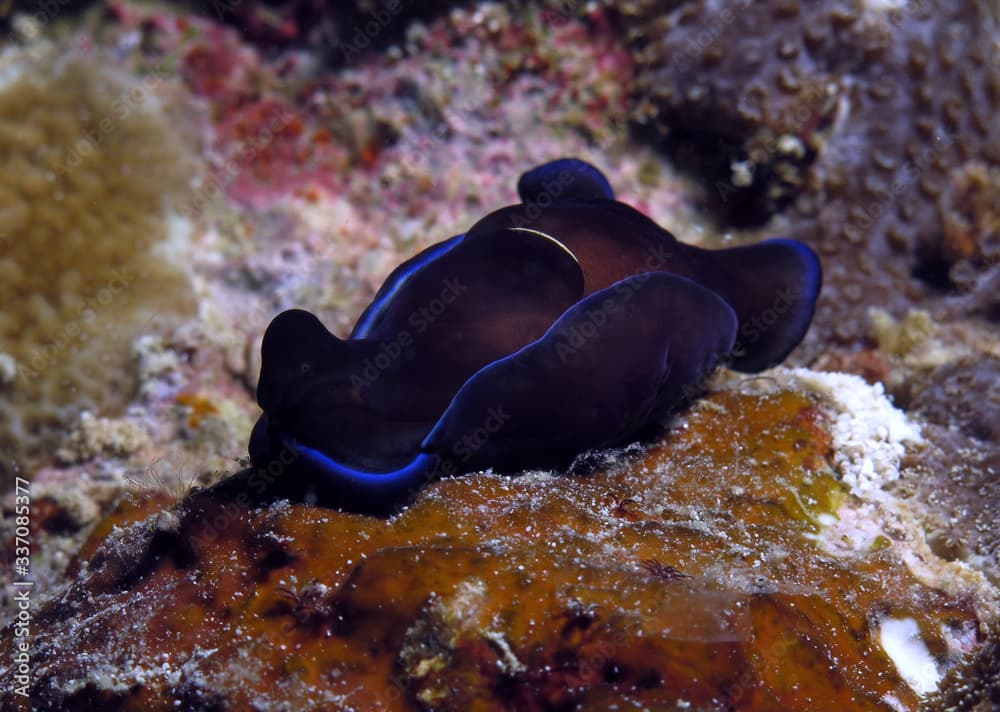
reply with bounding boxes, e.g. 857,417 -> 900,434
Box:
245,159 -> 822,511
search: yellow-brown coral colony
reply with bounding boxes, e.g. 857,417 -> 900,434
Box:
0,50 -> 196,480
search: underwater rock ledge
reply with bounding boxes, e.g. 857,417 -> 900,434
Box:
2,369 -> 996,711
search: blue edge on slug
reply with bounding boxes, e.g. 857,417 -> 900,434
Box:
353,159 -> 613,339
328,158 -> 623,497
351,234 -> 464,339
291,438 -> 439,494
299,236 -> 467,501
260,158 -> 821,507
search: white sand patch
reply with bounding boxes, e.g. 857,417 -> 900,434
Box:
778,368 -> 922,492
739,368 -> 998,627
863,0 -> 909,12
878,617 -> 941,695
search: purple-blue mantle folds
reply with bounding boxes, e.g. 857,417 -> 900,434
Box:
243,159 -> 822,511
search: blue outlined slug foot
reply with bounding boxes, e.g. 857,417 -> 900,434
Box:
246,159 -> 822,512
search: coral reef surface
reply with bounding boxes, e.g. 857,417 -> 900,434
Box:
620,0 -> 1000,349
3,372 -> 996,710
0,47 -> 198,483
0,0 -> 998,708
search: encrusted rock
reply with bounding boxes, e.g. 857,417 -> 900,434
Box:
3,373 -> 995,710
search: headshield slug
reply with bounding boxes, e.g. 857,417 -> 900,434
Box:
246,159 -> 822,511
